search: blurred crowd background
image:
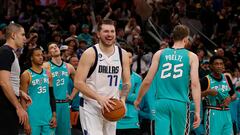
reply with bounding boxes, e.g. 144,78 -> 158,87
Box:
0,0 -> 240,78
0,0 -> 240,110
1,0 -> 240,134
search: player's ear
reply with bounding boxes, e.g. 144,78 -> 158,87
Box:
11,32 -> 16,40
97,32 -> 100,38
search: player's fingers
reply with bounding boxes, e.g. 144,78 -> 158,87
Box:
50,123 -> 54,128
108,99 -> 116,106
134,101 -> 140,110
103,103 -> 111,112
106,102 -> 114,110
24,112 -> 28,124
19,116 -> 23,124
21,116 -> 24,125
193,122 -> 200,129
20,113 -> 25,124
28,97 -> 32,104
193,118 -> 200,128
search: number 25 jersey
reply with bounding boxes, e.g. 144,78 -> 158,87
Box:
155,48 -> 191,103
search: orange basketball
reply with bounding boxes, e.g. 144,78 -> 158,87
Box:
102,99 -> 126,121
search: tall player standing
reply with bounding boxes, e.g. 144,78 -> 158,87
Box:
20,47 -> 57,135
74,19 -> 131,135
43,43 -> 75,135
134,25 -> 201,135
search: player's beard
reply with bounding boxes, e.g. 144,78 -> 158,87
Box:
100,37 -> 116,47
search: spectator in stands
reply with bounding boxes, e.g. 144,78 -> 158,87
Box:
0,23 -> 7,46
77,24 -> 92,47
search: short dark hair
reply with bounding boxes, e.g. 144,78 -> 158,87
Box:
97,19 -> 116,32
209,55 -> 224,65
28,47 -> 42,58
47,42 -> 58,52
172,25 -> 190,42
5,23 -> 23,39
26,47 -> 42,68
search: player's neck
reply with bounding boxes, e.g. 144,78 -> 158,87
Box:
5,40 -> 17,51
31,65 -> 42,74
51,56 -> 62,66
172,42 -> 185,49
211,72 -> 222,79
99,42 -> 115,57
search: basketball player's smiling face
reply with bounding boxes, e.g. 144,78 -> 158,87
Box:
98,24 -> 116,47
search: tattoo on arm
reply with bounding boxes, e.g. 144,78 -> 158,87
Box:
121,84 -> 130,97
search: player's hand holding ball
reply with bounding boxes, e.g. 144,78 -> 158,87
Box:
102,98 -> 126,121
97,95 -> 116,112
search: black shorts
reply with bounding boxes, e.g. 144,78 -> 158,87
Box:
0,94 -> 19,135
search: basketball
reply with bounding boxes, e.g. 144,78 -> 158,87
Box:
102,98 -> 126,122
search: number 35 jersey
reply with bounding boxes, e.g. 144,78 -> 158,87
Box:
27,68 -> 52,126
155,48 -> 190,103
85,44 -> 122,107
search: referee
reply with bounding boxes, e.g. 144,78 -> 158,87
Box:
0,23 -> 30,134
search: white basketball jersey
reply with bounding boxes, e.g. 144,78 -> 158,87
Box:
83,44 -> 122,114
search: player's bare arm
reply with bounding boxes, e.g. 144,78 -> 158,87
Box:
20,71 -> 31,109
120,49 -> 131,102
0,70 -> 28,124
67,63 -> 76,80
134,50 -> 162,109
189,52 -> 201,128
74,48 -> 98,99
66,63 -> 78,100
20,70 -> 32,135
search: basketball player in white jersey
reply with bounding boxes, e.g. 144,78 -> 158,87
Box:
74,19 -> 131,135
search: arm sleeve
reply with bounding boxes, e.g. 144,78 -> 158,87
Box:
225,75 -> 235,96
0,47 -> 14,71
49,87 -> 56,112
200,77 -> 209,91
